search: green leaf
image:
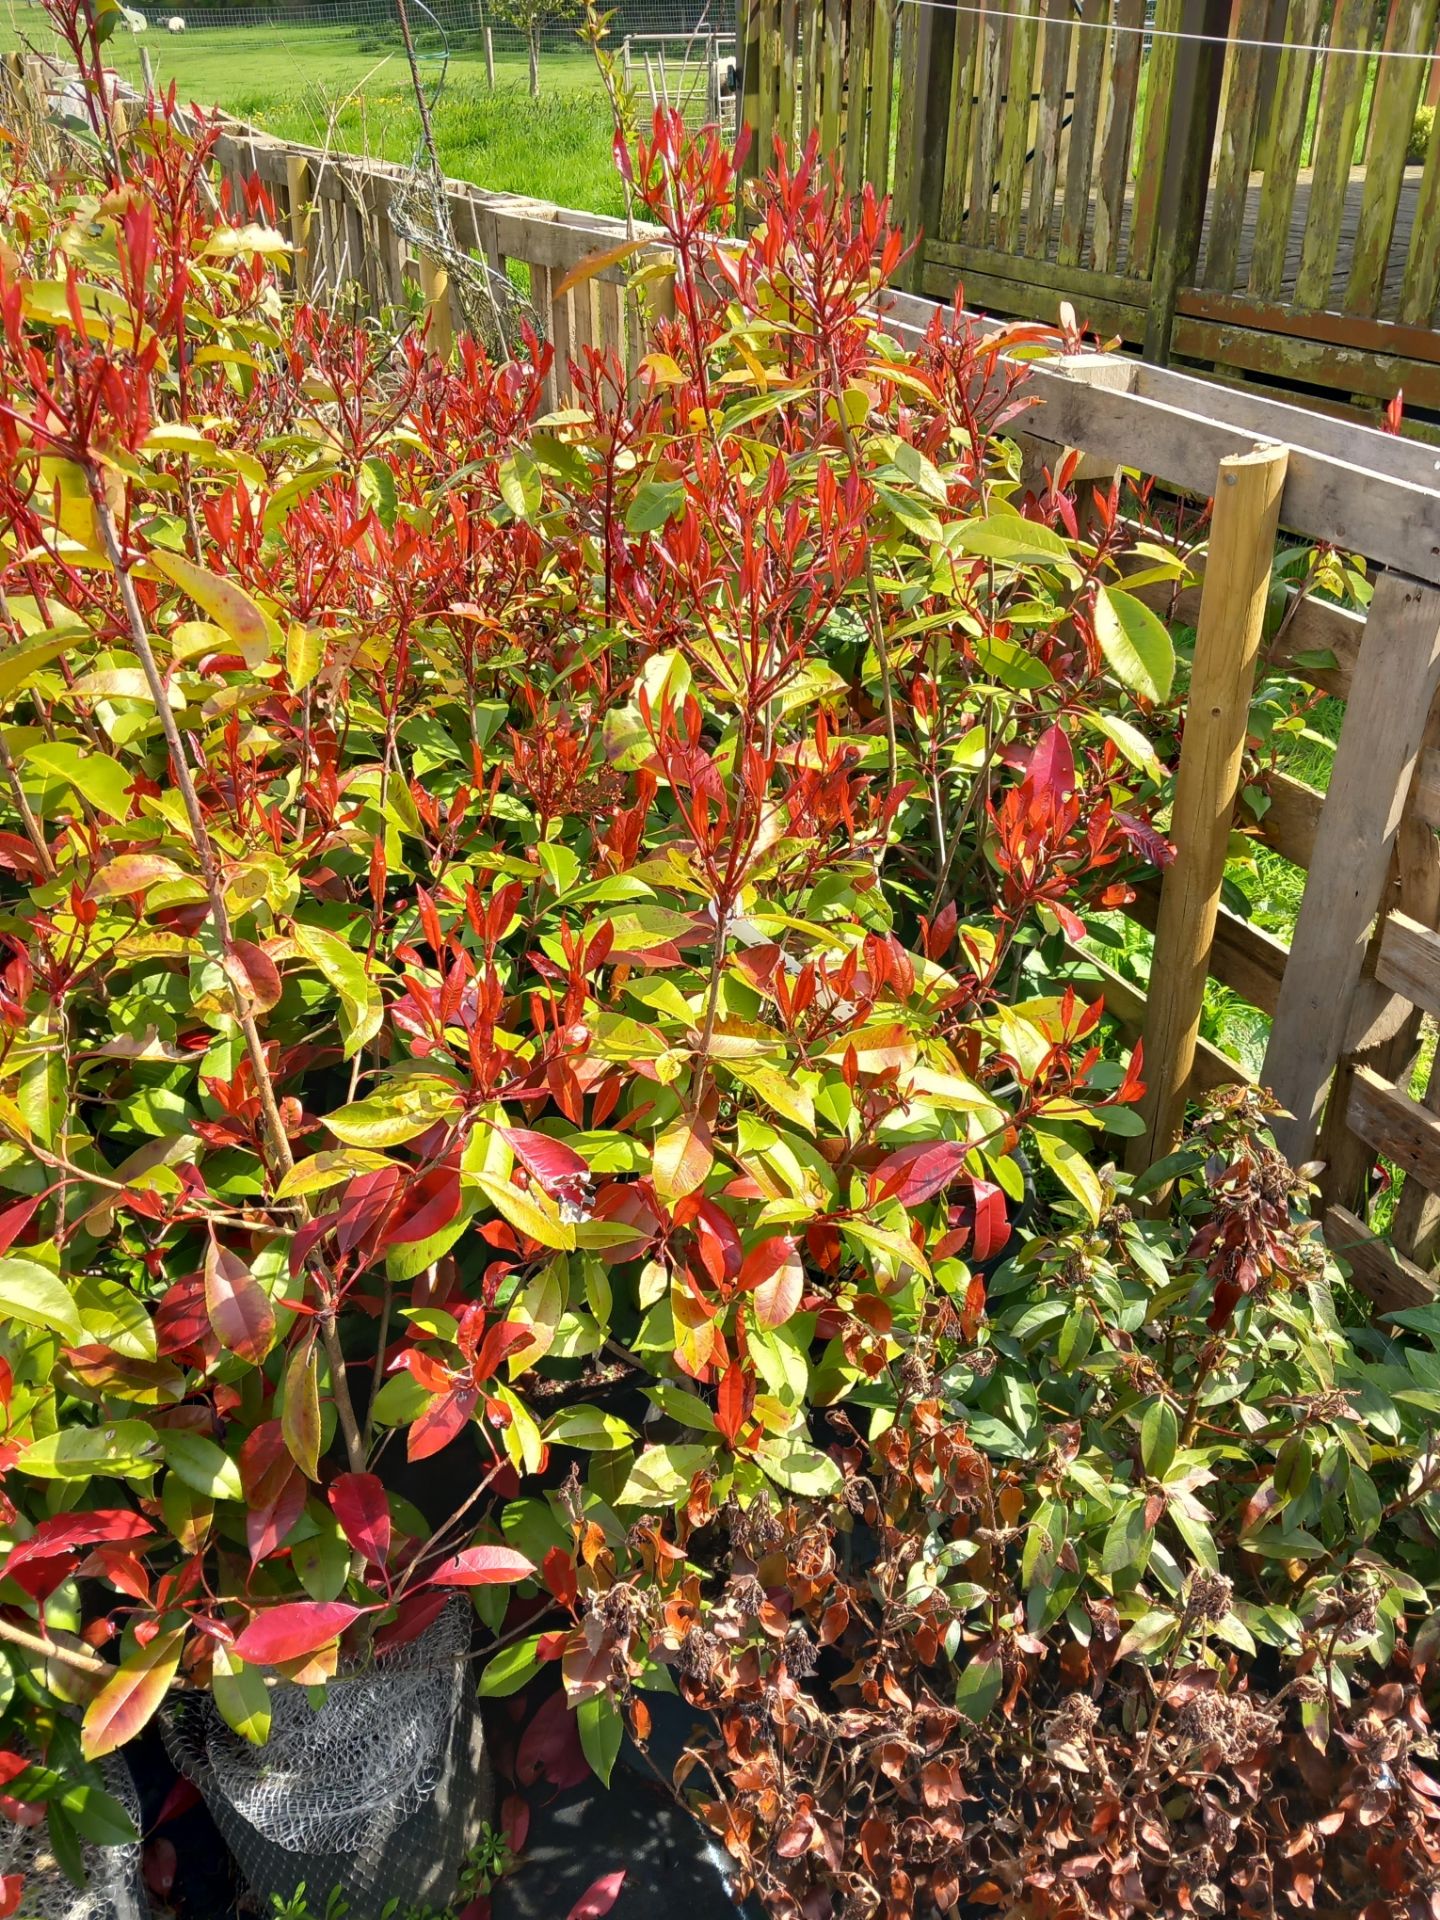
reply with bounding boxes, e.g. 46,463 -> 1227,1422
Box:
160,1429 -> 244,1502
282,1337 -> 322,1480
212,1643 -> 271,1745
0,1255 -> 82,1345
1031,1126 -> 1104,1224
1140,1398 -> 1179,1480
543,1405 -> 636,1451
577,1691 -> 623,1785
322,1082 -> 462,1149
953,1650 -> 1003,1724
478,1635 -> 544,1698
18,1421 -> 162,1481
149,550 -> 281,665
951,515 -> 1074,566
625,477 -> 685,534
498,450 -> 542,522
755,1431 -> 842,1497
1093,586 -> 1175,704
1102,1498 -> 1152,1576
291,923 -> 383,1060
25,741 -> 133,822
56,1782 -> 139,1848
1115,1610 -> 1179,1662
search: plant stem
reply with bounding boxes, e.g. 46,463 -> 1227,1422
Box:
0,1615 -> 115,1680
86,480 -> 295,1181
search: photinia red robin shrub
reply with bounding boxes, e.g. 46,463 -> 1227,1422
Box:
0,0 -> 1203,1899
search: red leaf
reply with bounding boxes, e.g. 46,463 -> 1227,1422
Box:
498,1126 -> 590,1200
970,1181 -> 1009,1263
328,1472 -> 392,1568
226,938 -> 283,1013
872,1140 -> 968,1207
715,1361 -> 751,1445
233,1601 -> 363,1666
739,1236 -> 803,1329
566,1870 -> 627,1920
204,1239 -> 275,1364
0,1195 -> 39,1256
240,1421 -> 306,1565
385,1166 -> 462,1248
427,1545 -> 536,1587
143,1838 -> 177,1900
516,1691 -> 588,1789
471,1319 -> 536,1384
373,1588 -> 450,1654
4,1510 -> 153,1575
1027,724 -> 1074,807
500,1792 -> 530,1856
0,1874 -> 21,1919
542,1545 -> 577,1607
408,1385 -> 478,1462
335,1165 -> 401,1255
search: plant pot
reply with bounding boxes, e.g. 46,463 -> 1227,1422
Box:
0,1756 -> 145,1920
163,1600 -> 492,1920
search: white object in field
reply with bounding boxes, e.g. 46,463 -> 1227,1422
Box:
714,54 -> 737,96
166,15 -> 185,29
119,6 -> 145,28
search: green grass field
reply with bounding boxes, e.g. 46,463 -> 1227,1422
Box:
0,9 -> 630,210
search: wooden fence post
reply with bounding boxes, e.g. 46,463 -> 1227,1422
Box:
1142,0 -> 1229,363
1130,442 -> 1290,1168
1265,575 -> 1440,1167
285,153 -> 312,298
891,0 -> 956,292
419,254 -> 455,361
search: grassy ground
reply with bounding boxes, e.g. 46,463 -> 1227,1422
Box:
0,9 -> 631,211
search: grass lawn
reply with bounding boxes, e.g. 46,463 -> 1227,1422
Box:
0,8 -> 631,211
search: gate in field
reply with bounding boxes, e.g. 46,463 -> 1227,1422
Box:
738,0 -> 1440,420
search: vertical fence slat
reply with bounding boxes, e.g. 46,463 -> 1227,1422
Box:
1202,0 -> 1270,293
1293,0 -> 1378,311
1131,445 -> 1290,1168
778,0 -> 798,160
939,5 -> 980,241
1024,0 -> 1071,255
1128,0 -> 1182,274
1056,0 -> 1106,269
820,0 -> 844,155
285,153 -> 312,299
1265,575 -> 1440,1169
1343,0 -> 1439,316
994,0 -> 1041,252
799,0 -> 820,146
843,0 -> 872,196
1399,91 -> 1440,325
1246,0 -> 1322,302
864,0 -> 894,192
967,1 -> 1012,247
740,0 -> 765,181
1091,0 -> 1144,273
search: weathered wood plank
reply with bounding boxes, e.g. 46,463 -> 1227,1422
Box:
1344,0 -> 1440,317
1245,0 -> 1321,303
1092,0 -> 1145,274
1016,376 -> 1440,583
842,0 -> 871,195
1024,0 -> 1072,257
1128,881 -> 1290,1021
864,0 -> 894,193
1264,577 -> 1440,1165
926,239 -> 1150,305
995,0 -> 1041,253
778,0 -> 798,160
1132,445 -> 1291,1164
1142,0 -> 1229,359
1375,911 -> 1440,1020
1293,0 -> 1377,311
967,0 -> 1012,249
1171,316 -> 1440,413
919,261 -> 1147,338
1057,0 -> 1106,268
1325,1204 -> 1437,1312
938,0 -> 981,242
1254,769 -> 1323,871
1399,77 -> 1440,327
1202,0 -> 1270,293
820,0 -> 843,156
1347,1065 -> 1440,1199
1128,0 -> 1182,274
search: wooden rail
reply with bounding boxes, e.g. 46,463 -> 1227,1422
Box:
79,101 -> 1440,1312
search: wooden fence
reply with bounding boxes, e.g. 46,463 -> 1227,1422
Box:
738,0 -> 1440,425
13,74 -> 1440,1309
